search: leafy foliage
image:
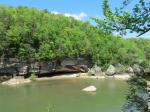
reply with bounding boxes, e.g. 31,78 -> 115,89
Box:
29,72 -> 37,81
0,6 -> 150,70
123,71 -> 148,112
94,0 -> 150,36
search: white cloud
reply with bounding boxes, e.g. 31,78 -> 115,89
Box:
51,11 -> 87,20
51,11 -> 59,15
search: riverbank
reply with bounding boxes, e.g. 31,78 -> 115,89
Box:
36,73 -> 131,81
1,77 -> 31,86
1,73 -> 132,86
36,73 -> 106,81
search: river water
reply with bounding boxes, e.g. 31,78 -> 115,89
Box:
0,78 -> 128,112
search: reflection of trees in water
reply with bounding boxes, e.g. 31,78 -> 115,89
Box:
123,71 -> 148,112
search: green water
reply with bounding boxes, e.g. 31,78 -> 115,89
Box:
0,78 -> 128,112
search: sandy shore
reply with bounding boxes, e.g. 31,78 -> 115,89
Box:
36,74 -> 106,81
1,77 -> 31,86
114,73 -> 133,80
36,73 -> 131,81
1,73 -> 132,86
114,75 -> 131,80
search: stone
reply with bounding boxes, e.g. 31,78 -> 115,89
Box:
106,65 -> 116,76
144,68 -> 150,74
132,64 -> 141,73
82,85 -> 97,92
127,67 -> 134,73
94,65 -> 101,73
88,65 -> 102,76
79,65 -> 89,72
2,77 -> 31,86
88,68 -> 95,75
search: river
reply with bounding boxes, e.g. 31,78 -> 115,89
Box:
0,78 -> 128,112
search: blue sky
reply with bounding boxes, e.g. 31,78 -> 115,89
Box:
0,0 -> 149,38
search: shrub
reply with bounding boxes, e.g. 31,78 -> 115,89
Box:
29,72 -> 37,81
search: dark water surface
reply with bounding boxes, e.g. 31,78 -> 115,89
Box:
0,78 -> 128,112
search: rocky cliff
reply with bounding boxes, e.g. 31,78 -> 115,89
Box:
0,57 -> 89,79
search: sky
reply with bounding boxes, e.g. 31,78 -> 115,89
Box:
0,0 -> 149,38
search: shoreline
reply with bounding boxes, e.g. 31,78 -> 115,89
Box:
1,73 -> 132,86
37,73 -> 131,81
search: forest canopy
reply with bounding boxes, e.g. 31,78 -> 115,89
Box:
0,6 -> 150,69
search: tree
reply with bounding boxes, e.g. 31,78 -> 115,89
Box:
0,5 -> 149,70
94,0 -> 150,36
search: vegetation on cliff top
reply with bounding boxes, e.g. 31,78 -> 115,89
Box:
0,6 -> 150,70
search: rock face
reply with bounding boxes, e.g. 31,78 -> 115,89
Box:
0,66 -> 16,75
82,85 -> 97,92
0,57 -> 90,77
106,65 -> 116,76
18,65 -> 28,75
61,58 -> 77,67
133,64 -> 141,73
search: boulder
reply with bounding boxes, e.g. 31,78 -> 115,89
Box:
82,85 -> 97,92
88,68 -> 95,75
106,65 -> 116,76
127,67 -> 134,73
2,77 -> 31,86
94,65 -> 101,73
132,64 -> 141,73
88,65 -> 102,76
144,68 -> 150,74
79,65 -> 89,72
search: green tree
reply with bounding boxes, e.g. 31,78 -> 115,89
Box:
94,0 -> 150,36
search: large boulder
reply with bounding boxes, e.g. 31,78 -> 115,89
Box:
127,67 -> 134,73
106,65 -> 116,76
132,64 -> 141,73
2,77 -> 31,86
82,85 -> 97,92
94,65 -> 101,73
88,65 -> 102,76
144,68 -> 150,74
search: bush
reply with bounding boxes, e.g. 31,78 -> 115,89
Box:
29,72 -> 37,81
116,64 -> 128,74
